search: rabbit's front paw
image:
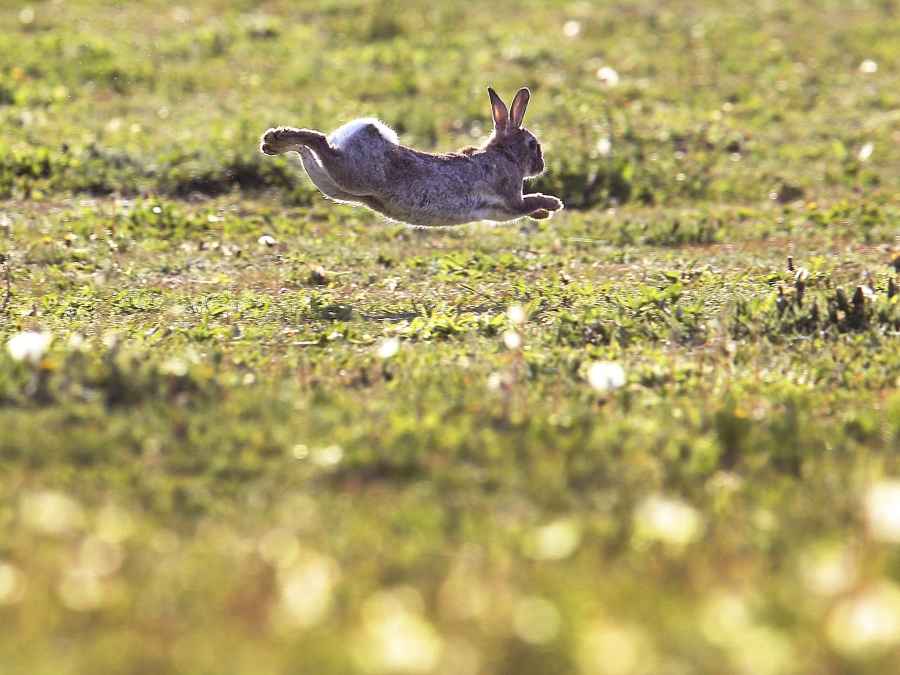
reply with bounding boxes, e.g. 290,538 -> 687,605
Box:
529,209 -> 552,220
524,194 -> 563,213
541,195 -> 564,212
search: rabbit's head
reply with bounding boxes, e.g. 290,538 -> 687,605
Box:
486,87 -> 545,178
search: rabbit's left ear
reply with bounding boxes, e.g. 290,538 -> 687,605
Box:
488,87 -> 509,133
510,88 -> 531,128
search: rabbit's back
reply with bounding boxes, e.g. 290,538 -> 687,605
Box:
328,118 -> 399,149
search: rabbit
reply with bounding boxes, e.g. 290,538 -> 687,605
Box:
259,87 -> 563,227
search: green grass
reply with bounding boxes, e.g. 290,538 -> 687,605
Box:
4,1 -> 900,674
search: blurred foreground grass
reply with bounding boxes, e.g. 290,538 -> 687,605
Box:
4,1 -> 900,674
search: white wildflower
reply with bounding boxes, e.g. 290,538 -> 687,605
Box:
635,496 -> 703,546
597,66 -> 620,87
507,304 -> 527,326
860,59 -> 878,74
827,581 -> 900,656
587,361 -> 626,391
7,331 -> 52,363
525,518 -> 582,560
354,588 -> 443,674
597,137 -> 612,158
858,142 -> 874,162
563,20 -> 581,38
864,480 -> 900,542
312,445 -> 343,467
376,337 -> 400,359
502,330 -> 522,350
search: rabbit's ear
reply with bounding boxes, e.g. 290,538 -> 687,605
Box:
510,87 -> 531,129
488,87 -> 509,133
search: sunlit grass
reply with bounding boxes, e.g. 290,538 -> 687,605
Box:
4,1 -> 900,674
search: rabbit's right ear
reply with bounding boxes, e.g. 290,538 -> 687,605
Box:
509,88 -> 530,129
488,87 -> 509,134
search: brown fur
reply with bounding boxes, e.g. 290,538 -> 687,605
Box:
260,88 -> 563,228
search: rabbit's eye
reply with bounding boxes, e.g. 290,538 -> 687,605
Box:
527,139 -> 537,149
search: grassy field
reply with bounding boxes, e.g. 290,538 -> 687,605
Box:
3,1 -> 900,674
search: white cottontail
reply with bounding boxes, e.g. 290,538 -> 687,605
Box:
260,87 -> 563,227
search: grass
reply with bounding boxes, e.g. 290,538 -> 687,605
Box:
3,1 -> 900,674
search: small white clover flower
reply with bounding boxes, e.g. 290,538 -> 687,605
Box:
596,66 -> 620,87
487,373 -> 504,390
860,59 -> 878,74
376,337 -> 400,359
858,142 -> 874,162
587,361 -> 626,391
312,445 -> 343,467
864,481 -> 900,542
507,304 -> 527,326
502,330 -> 522,350
563,20 -> 581,38
597,137 -> 612,158
635,496 -> 703,546
7,331 -> 52,363
827,581 -> 900,657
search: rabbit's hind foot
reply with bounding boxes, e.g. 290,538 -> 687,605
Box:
260,126 -> 329,156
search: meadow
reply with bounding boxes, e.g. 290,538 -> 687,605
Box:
3,1 -> 900,673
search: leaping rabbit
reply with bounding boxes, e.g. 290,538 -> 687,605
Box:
259,87 -> 563,227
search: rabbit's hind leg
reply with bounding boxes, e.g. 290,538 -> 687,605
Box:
260,126 -> 333,157
299,148 -> 387,215
298,147 -> 360,202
